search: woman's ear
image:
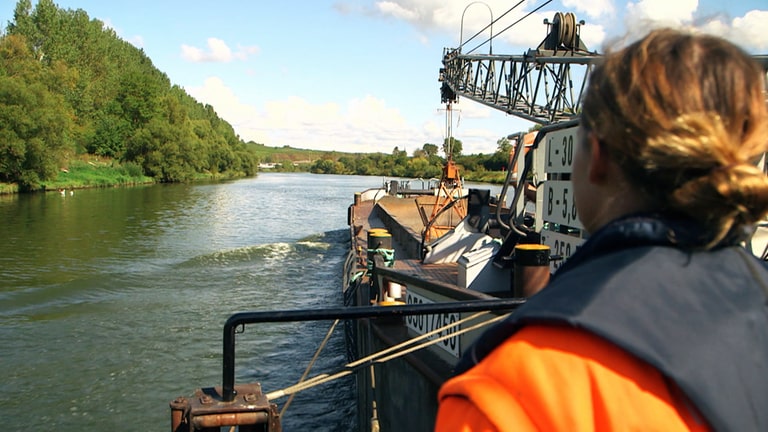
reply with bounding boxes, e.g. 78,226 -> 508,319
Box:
587,133 -> 611,183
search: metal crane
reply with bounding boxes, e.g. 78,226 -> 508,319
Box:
440,11 -> 598,125
440,8 -> 768,125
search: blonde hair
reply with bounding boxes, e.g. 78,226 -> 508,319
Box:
582,28 -> 768,248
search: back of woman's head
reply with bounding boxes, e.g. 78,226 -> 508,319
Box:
582,28 -> 768,247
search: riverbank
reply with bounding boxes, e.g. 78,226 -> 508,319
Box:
0,157 -> 152,195
0,156 -> 255,195
0,153 -> 509,195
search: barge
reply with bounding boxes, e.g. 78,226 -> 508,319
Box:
342,121 -> 580,431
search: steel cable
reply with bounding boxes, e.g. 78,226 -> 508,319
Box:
265,311 -> 509,400
465,0 -> 553,55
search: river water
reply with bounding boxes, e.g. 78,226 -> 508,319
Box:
0,173 -> 387,431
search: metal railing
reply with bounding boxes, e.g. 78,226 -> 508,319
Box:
220,298 -> 525,401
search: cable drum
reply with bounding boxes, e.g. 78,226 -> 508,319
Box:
563,13 -> 577,48
553,12 -> 577,49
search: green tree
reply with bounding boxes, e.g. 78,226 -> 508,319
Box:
423,143 -> 439,157
355,157 -> 376,175
311,159 -> 338,174
496,136 -> 511,154
481,136 -> 512,171
405,156 -> 441,178
2,0 -> 257,186
392,146 -> 408,167
86,101 -> 131,157
117,69 -> 161,126
0,32 -> 74,190
8,0 -> 40,55
442,137 -> 462,160
0,77 -> 73,189
457,154 -> 484,172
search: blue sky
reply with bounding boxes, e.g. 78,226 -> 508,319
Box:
3,0 -> 767,154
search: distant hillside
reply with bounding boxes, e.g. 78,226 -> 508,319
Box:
248,142 -> 319,162
245,142 -> 363,163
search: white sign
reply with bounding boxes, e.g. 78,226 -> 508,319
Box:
545,127 -> 579,173
536,125 -> 585,271
542,180 -> 582,229
405,291 -> 461,357
540,230 -> 582,272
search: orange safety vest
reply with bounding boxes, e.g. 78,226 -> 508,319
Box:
436,325 -> 709,431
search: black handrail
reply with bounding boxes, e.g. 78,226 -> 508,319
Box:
221,298 -> 525,401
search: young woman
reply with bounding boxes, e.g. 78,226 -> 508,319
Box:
436,29 -> 768,431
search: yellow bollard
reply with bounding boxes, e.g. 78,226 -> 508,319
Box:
513,244 -> 551,297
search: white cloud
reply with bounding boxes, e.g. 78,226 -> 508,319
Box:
707,10 -> 768,52
185,76 -> 261,131
366,1 -> 767,51
622,2 -> 768,51
374,0 -> 451,28
234,44 -> 261,60
181,38 -> 260,63
370,1 -> 608,53
186,76 -> 435,153
128,35 -> 145,48
562,0 -> 615,19
374,0 -> 514,37
626,0 -> 698,25
731,10 -> 768,51
376,1 -> 420,21
185,76 -> 520,155
456,126 -> 506,153
453,100 -> 493,120
579,23 -> 606,51
101,18 -> 144,48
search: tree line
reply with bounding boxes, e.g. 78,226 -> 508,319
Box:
285,138 -> 519,184
1,0 -> 257,191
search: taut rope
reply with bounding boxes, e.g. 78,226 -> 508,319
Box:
266,310 -> 508,400
279,318 -> 340,417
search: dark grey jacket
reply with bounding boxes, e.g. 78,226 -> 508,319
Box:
457,215 -> 768,431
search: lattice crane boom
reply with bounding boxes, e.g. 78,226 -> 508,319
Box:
440,11 -> 768,124
440,12 -> 598,125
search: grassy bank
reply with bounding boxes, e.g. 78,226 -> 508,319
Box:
43,159 -> 155,191
0,156 -> 261,195
0,183 -> 19,194
0,158 -> 154,195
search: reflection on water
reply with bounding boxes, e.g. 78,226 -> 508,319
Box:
0,173 -> 385,431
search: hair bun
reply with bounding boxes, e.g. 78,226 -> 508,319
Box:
671,161 -> 768,244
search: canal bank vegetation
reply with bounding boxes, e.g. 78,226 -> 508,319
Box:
1,0 -> 258,192
44,156 -> 153,190
259,137 -> 515,185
